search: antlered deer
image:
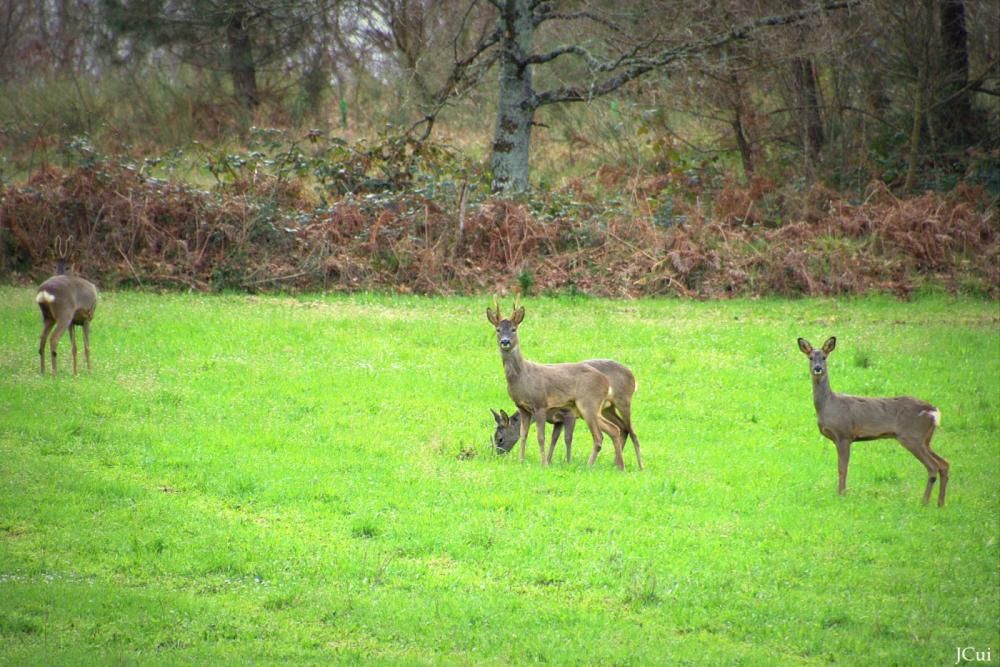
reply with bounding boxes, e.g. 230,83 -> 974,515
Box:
487,297 -> 642,470
798,337 -> 949,506
491,360 -> 642,464
36,245 -> 98,375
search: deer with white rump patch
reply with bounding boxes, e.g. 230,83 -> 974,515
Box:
36,237 -> 98,375
798,337 -> 948,506
487,296 -> 642,470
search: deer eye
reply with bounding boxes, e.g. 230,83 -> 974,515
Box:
495,327 -> 500,333
511,327 -> 516,332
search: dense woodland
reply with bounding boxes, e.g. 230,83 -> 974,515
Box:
0,0 -> 997,297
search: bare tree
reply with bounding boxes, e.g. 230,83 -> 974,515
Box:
101,0 -> 334,110
0,0 -> 102,82
413,0 -> 862,192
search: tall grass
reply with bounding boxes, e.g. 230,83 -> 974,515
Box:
0,290 -> 996,663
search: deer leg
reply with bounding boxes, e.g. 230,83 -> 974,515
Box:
921,451 -> 942,508
835,439 -> 852,495
563,413 -> 575,463
899,436 -> 941,506
517,408 -> 530,463
596,413 -> 625,470
547,422 -> 563,465
48,319 -> 71,376
619,403 -> 643,470
929,448 -> 949,507
584,411 -> 604,466
82,320 -> 92,370
534,411 -> 549,465
69,325 -> 78,375
601,405 -> 642,470
628,427 -> 643,471
919,454 -> 939,507
39,318 -> 55,374
923,424 -> 948,507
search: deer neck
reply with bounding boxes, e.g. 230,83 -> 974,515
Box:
501,346 -> 527,384
811,373 -> 834,413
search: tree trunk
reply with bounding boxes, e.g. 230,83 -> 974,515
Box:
792,57 -> 825,163
489,0 -> 535,193
936,0 -> 973,143
729,71 -> 755,181
227,9 -> 260,110
904,1 -> 934,192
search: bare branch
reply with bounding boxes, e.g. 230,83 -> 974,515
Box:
531,0 -> 865,108
406,16 -> 503,142
532,7 -> 627,36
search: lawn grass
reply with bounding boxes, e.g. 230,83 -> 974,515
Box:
0,288 -> 997,664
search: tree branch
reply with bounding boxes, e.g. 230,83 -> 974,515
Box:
406,14 -> 503,142
531,0 -> 864,108
532,7 -> 627,36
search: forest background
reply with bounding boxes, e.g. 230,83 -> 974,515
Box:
0,0 -> 997,297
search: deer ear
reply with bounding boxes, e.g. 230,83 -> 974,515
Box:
797,338 -> 813,355
511,306 -> 525,325
822,337 -> 837,355
491,409 -> 502,425
486,307 -> 499,326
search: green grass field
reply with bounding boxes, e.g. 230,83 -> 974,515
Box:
1,288 -> 997,665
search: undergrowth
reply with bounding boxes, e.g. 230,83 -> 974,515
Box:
0,131 -> 996,298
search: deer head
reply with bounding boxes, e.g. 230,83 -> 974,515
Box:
490,408 -> 521,454
486,294 -> 524,352
54,235 -> 72,275
798,336 -> 836,378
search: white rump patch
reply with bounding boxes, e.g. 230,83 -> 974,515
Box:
920,409 -> 941,426
36,290 -> 55,304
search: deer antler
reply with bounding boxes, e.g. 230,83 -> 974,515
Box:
512,293 -> 521,313
54,234 -> 75,259
491,294 -> 501,320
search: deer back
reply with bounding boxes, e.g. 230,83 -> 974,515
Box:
581,359 -> 636,400
822,393 -> 937,442
37,274 -> 98,321
508,360 -> 611,413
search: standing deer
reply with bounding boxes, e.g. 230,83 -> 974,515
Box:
798,337 -> 949,506
36,239 -> 98,375
491,359 -> 642,465
487,297 -> 642,470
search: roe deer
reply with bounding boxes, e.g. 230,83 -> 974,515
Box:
798,337 -> 948,506
491,359 -> 642,465
492,407 -> 574,457
487,296 -> 642,470
36,242 -> 98,375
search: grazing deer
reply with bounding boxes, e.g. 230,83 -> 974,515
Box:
798,337 -> 949,506
36,238 -> 98,375
491,359 -> 642,465
487,296 -> 642,470
492,407 -> 574,457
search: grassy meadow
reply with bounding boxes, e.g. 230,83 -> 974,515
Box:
0,288 -> 997,665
